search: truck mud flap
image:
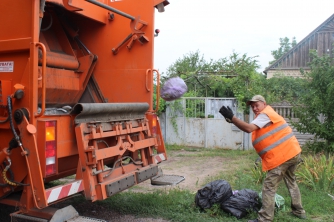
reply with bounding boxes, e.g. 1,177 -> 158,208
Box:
105,174 -> 136,197
135,165 -> 158,183
105,165 -> 158,197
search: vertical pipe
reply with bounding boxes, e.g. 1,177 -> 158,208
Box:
30,0 -> 41,125
153,69 -> 160,113
93,140 -> 104,183
140,149 -> 148,166
34,42 -> 46,117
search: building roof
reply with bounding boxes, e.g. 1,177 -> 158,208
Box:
263,13 -> 334,75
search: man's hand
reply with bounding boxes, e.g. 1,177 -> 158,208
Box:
219,106 -> 234,123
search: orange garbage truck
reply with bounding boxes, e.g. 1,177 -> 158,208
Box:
0,0 -> 169,221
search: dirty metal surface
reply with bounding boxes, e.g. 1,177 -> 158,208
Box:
67,216 -> 107,222
151,174 -> 185,186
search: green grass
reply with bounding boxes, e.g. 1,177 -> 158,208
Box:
94,177 -> 334,222
166,144 -> 256,158
64,148 -> 334,222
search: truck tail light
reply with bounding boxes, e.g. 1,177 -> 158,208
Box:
151,114 -> 157,137
45,121 -> 56,176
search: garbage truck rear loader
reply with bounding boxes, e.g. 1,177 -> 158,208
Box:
0,0 -> 169,220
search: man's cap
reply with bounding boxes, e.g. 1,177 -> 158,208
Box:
246,95 -> 266,106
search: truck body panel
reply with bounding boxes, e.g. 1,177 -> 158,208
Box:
0,0 -> 168,219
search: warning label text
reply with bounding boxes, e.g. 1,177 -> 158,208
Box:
0,61 -> 14,72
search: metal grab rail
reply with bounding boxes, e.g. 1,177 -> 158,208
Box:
153,69 -> 160,113
145,69 -> 151,92
35,42 -> 46,117
145,69 -> 160,112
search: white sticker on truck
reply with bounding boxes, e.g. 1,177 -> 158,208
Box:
0,61 -> 14,72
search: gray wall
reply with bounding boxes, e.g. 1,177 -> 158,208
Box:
160,97 -> 252,150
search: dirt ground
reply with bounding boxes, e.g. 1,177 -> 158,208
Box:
131,150 -> 228,193
1,149 -> 232,222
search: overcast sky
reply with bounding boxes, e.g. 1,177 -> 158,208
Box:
154,0 -> 334,75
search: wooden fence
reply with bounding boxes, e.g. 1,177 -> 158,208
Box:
271,104 -> 314,146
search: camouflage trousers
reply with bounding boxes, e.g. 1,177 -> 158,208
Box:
258,154 -> 306,222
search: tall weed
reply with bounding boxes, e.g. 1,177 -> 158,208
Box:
296,154 -> 334,192
250,160 -> 267,184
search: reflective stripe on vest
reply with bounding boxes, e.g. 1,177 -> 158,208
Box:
251,105 -> 301,171
257,133 -> 294,157
253,123 -> 289,146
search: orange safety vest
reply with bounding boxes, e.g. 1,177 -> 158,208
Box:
252,105 -> 301,171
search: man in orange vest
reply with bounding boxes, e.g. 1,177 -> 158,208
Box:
219,95 -> 306,222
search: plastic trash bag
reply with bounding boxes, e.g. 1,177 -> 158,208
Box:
259,192 -> 285,211
195,180 -> 233,209
221,189 -> 260,219
160,77 -> 187,101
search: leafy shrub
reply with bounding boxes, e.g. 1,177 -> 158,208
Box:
303,140 -> 334,154
296,154 -> 334,192
291,51 -> 334,153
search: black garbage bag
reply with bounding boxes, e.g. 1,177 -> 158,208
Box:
221,189 -> 260,219
195,180 -> 233,209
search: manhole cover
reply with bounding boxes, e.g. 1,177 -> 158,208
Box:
151,174 -> 185,185
67,216 -> 107,222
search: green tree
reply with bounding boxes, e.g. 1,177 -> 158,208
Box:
163,50 -> 307,115
214,53 -> 266,111
269,37 -> 297,65
264,74 -> 306,103
164,50 -> 216,97
164,50 -> 267,112
291,50 -> 334,152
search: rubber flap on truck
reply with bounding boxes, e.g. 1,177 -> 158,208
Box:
70,103 -> 149,124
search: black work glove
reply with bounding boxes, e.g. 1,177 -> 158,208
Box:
219,106 -> 234,123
